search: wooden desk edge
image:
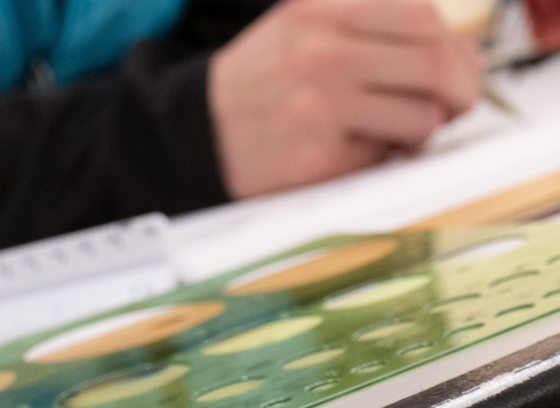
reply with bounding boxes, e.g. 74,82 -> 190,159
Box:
408,172 -> 560,229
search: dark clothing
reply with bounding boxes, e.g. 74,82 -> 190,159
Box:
0,0 -> 276,248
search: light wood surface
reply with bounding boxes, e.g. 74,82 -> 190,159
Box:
408,172 -> 560,230
227,239 -> 398,295
32,303 -> 225,364
0,371 -> 15,391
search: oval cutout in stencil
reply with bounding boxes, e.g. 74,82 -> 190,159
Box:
227,240 -> 398,295
26,303 -> 225,364
489,270 -> 539,288
428,293 -> 482,313
305,378 -> 339,393
197,379 -> 264,403
56,364 -> 189,407
203,316 -> 322,356
354,320 -> 415,342
444,323 -> 485,338
495,303 -> 535,318
398,342 -> 434,357
351,361 -> 385,375
435,236 -> 526,264
324,275 -> 430,311
283,348 -> 345,370
0,371 -> 15,392
544,289 -> 560,299
547,255 -> 560,265
261,397 -> 292,408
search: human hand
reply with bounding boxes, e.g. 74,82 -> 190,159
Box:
210,0 -> 483,198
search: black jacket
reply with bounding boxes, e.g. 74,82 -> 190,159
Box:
0,0 -> 276,248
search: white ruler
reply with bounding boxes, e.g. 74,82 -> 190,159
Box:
0,213 -> 170,298
0,213 -> 179,345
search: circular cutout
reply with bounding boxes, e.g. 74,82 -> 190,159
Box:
324,276 -> 430,311
197,379 -> 264,403
0,371 -> 15,392
283,348 -> 345,370
57,364 -> 189,407
436,236 -> 526,264
227,240 -> 398,295
354,321 -> 415,342
203,316 -> 322,356
27,303 -> 225,363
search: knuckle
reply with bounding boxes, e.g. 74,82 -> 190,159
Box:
295,36 -> 341,75
411,0 -> 435,18
400,0 -> 446,39
408,0 -> 441,30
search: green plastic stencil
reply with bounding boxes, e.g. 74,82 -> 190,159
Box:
1,223 -> 560,407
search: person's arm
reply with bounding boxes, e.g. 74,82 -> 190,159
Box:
0,47 -> 217,248
0,0 -> 275,248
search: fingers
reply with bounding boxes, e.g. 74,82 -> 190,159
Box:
339,90 -> 446,145
213,0 -> 485,199
303,136 -> 391,183
441,33 -> 483,117
314,37 -> 477,116
310,0 -> 446,41
289,24 -> 482,123
334,137 -> 391,174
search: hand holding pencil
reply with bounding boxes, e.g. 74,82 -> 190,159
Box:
211,0 -> 483,198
